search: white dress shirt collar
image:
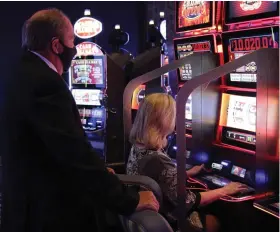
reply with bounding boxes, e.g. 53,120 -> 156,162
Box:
30,50 -> 58,73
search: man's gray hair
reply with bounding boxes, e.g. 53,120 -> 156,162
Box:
22,8 -> 69,51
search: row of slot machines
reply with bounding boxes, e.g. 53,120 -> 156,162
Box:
131,1 -> 279,226
171,26 -> 278,152
68,10 -> 167,167
67,10 -> 133,166
170,49 -> 279,232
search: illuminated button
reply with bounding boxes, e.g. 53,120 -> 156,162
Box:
96,120 -> 103,128
221,161 -> 229,167
237,134 -> 246,141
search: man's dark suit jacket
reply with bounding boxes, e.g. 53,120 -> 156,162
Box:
0,51 -> 139,232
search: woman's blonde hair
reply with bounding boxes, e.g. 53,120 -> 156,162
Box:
130,93 -> 176,150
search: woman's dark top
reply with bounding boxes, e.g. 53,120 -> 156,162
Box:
127,145 -> 204,230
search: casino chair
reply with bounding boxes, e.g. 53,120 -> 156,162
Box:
116,174 -> 174,232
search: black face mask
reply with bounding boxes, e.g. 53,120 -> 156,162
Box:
57,40 -> 77,72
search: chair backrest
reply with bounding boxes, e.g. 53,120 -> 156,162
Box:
117,174 -> 173,232
116,174 -> 163,205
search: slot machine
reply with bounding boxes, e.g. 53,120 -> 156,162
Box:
176,1 -> 279,230
221,0 -> 280,221
222,1 -> 279,222
171,1 -> 279,230
176,49 -> 279,232
168,0 -> 222,161
70,10 -> 106,160
70,10 -> 127,165
220,26 -> 279,149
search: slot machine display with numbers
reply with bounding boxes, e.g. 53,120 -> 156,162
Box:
227,34 -> 278,84
230,35 -> 276,52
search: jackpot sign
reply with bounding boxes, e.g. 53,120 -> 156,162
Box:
74,17 -> 102,39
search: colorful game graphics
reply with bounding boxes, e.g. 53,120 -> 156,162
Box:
220,93 -> 256,133
177,1 -> 211,31
71,59 -> 104,85
228,1 -> 278,20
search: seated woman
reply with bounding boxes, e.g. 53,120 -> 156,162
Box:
127,93 -> 246,232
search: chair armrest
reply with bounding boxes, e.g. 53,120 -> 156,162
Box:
116,174 -> 162,205
119,210 -> 173,232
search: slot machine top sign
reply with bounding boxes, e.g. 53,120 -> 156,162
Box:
176,1 -> 212,32
74,16 -> 102,39
225,1 -> 279,24
240,1 -> 262,11
75,42 -> 104,57
182,1 -> 207,19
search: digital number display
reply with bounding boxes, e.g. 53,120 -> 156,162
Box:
226,33 -> 278,83
230,35 -> 275,52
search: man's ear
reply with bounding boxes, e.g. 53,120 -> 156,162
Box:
51,38 -> 63,54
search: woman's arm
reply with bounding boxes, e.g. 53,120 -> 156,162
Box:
199,182 -> 247,206
199,188 -> 225,206
186,164 -> 204,177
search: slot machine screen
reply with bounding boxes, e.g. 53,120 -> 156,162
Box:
174,35 -> 214,81
231,165 -> 246,178
225,1 -> 279,24
131,85 -> 146,110
219,93 -> 256,149
222,27 -> 279,87
71,58 -> 105,87
72,89 -> 102,106
176,1 -> 213,32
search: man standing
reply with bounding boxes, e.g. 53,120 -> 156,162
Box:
0,8 -> 159,232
